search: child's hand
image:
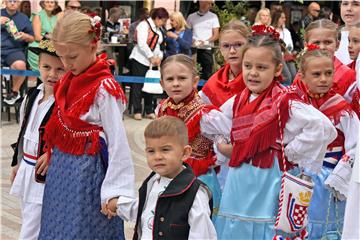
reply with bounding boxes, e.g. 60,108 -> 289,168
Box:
35,153 -> 48,176
10,165 -> 19,184
217,143 -> 233,158
101,197 -> 118,219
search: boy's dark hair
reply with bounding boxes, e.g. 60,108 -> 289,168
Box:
144,116 -> 188,145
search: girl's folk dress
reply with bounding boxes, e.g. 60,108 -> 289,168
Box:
39,56 -> 135,239
215,80 -> 337,239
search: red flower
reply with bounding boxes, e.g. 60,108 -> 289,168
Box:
305,43 -> 320,51
251,24 -> 280,40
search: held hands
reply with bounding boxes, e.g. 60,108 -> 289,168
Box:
10,165 -> 19,184
101,197 -> 118,219
35,153 -> 48,176
217,143 -> 233,159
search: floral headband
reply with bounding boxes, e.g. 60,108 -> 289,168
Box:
298,43 -> 321,59
88,16 -> 101,44
251,24 -> 280,40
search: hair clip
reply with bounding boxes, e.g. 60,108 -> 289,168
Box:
88,16 -> 102,44
251,24 -> 280,40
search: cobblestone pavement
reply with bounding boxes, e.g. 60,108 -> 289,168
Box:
1,113 -> 152,239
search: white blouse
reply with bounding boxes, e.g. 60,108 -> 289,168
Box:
220,95 -> 337,174
80,84 -> 135,204
117,172 -> 217,240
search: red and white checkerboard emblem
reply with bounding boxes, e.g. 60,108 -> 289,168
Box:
286,193 -> 309,231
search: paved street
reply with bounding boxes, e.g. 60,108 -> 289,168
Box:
0,111 -> 152,239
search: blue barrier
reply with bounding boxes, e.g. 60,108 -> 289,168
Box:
0,68 -> 206,86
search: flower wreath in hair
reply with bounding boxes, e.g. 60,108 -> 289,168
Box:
296,43 -> 320,67
88,15 -> 102,44
251,24 -> 280,40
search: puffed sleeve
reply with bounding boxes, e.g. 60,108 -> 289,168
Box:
96,87 -> 136,203
188,185 -> 217,240
283,101 -> 337,174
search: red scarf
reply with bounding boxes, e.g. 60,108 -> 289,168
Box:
230,81 -> 302,169
44,56 -> 126,156
348,60 -> 356,70
294,75 -> 353,125
202,64 -> 245,107
292,57 -> 356,96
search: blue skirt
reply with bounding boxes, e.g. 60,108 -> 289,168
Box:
307,166 -> 345,239
198,168 -> 221,219
215,159 -> 298,239
39,148 -> 124,240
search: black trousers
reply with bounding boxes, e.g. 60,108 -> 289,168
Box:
197,49 -> 213,80
130,59 -> 154,115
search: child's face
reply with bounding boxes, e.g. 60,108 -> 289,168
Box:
306,29 -> 338,56
220,31 -> 247,67
348,27 -> 360,60
160,62 -> 199,104
301,56 -> 334,94
39,53 -> 65,88
145,135 -> 191,179
54,42 -> 97,76
341,0 -> 360,27
242,46 -> 282,96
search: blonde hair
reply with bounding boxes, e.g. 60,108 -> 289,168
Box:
304,19 -> 339,42
220,20 -> 251,41
52,11 -> 96,45
299,49 -> 333,75
170,12 -> 188,32
144,116 -> 188,145
255,8 -> 271,26
160,54 -> 198,77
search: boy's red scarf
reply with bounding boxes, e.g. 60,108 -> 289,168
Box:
158,90 -> 218,176
292,57 -> 356,96
44,57 -> 126,156
230,81 -> 302,170
202,64 -> 246,107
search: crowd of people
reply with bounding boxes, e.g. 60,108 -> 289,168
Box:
2,0 -> 360,239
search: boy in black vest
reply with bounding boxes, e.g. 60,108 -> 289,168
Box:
103,116 -> 217,239
9,37 -> 65,239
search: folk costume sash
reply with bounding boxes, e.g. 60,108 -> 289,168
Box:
44,56 -> 126,156
202,64 -> 246,107
292,57 -> 356,96
230,81 -> 302,170
158,90 -> 218,176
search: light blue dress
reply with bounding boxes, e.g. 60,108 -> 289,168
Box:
215,158 -> 298,239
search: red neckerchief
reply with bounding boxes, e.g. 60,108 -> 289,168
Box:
230,81 -> 302,169
44,56 -> 126,156
348,60 -> 356,70
294,77 -> 353,125
292,57 -> 356,96
202,64 -> 246,107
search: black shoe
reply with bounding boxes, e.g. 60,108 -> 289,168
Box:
4,91 -> 21,105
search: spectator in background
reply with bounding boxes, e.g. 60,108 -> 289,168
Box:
1,0 -> 34,105
245,7 -> 258,26
187,0 -> 220,80
65,0 -> 81,12
254,8 -> 271,26
289,21 -> 303,52
271,10 -> 296,85
19,0 -> 31,19
301,2 -> 320,29
270,2 -> 283,15
335,0 -> 360,65
27,0 -> 62,84
106,7 -> 120,38
319,6 -> 333,21
165,12 -> 192,58
129,7 -> 169,120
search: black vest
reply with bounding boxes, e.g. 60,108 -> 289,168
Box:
133,164 -> 212,240
11,87 -> 54,166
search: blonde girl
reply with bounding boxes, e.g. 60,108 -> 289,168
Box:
295,48 -> 359,239
38,11 -> 135,239
254,8 -> 271,26
214,32 -> 336,239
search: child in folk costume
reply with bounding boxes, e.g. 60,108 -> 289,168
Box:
104,116 -> 217,240
348,23 -> 360,117
199,20 -> 251,189
156,54 -> 230,214
38,12 -> 135,239
292,19 -> 356,98
294,46 -> 359,239
9,38 -> 65,240
199,20 -> 251,109
214,28 -> 337,239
